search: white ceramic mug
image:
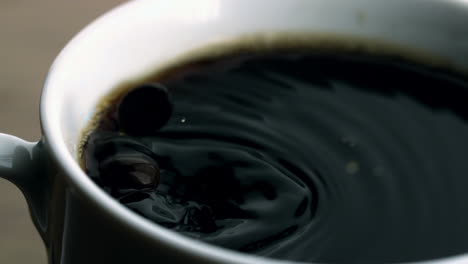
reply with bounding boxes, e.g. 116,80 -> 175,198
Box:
1,0 -> 468,263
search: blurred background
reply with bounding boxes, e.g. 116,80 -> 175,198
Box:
0,0 -> 127,262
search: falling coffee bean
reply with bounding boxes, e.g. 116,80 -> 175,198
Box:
117,83 -> 173,136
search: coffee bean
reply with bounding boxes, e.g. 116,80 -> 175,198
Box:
118,83 -> 173,136
99,152 -> 160,189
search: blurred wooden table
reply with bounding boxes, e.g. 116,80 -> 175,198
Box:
0,1 -> 127,263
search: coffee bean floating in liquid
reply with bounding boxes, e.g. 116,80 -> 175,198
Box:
117,83 -> 173,136
98,149 -> 160,189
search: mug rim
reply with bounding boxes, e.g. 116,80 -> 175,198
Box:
39,0 -> 468,263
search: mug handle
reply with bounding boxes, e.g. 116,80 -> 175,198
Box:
0,133 -> 48,239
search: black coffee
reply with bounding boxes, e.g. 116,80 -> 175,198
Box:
81,48 -> 468,263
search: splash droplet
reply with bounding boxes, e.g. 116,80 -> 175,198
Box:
346,161 -> 360,175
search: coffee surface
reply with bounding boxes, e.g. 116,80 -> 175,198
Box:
82,51 -> 468,263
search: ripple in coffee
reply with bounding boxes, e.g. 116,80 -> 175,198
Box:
80,38 -> 468,263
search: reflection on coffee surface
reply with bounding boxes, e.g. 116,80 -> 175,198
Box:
81,46 -> 468,263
